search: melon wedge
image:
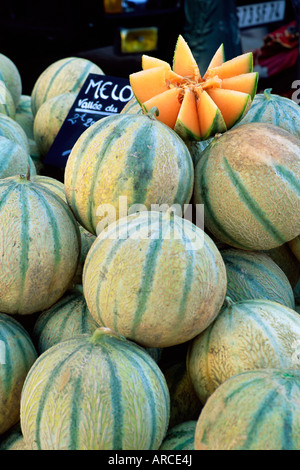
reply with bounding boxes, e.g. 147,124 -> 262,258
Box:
207,88 -> 251,128
196,89 -> 227,140
206,52 -> 253,80
129,66 -> 169,104
222,72 -> 258,100
142,55 -> 170,71
142,87 -> 182,129
172,35 -> 201,81
206,43 -> 225,70
129,35 -> 258,141
174,87 -> 201,140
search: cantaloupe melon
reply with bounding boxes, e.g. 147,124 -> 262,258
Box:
129,35 -> 258,141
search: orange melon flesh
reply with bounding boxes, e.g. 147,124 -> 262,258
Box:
174,87 -> 201,140
172,35 -> 201,81
207,52 -> 253,79
142,87 -> 181,129
205,43 -> 225,70
129,35 -> 258,141
142,55 -> 170,71
222,72 -> 258,100
129,66 -> 169,104
207,88 -> 251,128
196,89 -> 227,139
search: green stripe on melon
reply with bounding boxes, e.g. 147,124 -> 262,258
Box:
195,369 -> 300,450
20,328 -> 170,450
188,298 -> 300,404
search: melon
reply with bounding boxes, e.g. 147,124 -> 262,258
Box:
0,136 -> 36,179
129,35 -> 258,140
159,420 -> 196,450
235,88 -> 300,138
64,110 -> 194,236
83,210 -> 227,348
0,53 -> 22,107
33,92 -> 76,157
0,113 -> 30,153
187,298 -> 300,404
0,313 -> 37,435
20,327 -> 170,450
221,248 -> 295,309
31,57 -> 104,116
32,285 -> 99,354
194,122 -> 300,251
0,80 -> 15,118
195,369 -> 300,450
15,95 -> 40,159
120,96 -> 143,115
0,172 -> 81,314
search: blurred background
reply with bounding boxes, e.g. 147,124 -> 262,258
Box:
0,0 -> 299,98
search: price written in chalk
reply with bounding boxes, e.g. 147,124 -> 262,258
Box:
44,74 -> 134,168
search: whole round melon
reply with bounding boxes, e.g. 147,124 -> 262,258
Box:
188,298 -> 300,403
0,173 -> 81,314
194,368 -> 300,450
235,88 -> 300,138
0,113 -> 30,153
159,420 -> 196,450
83,210 -> 227,348
65,109 -> 194,236
31,57 -> 104,116
0,80 -> 15,118
221,248 -> 295,308
32,285 -> 98,354
0,313 -> 37,435
0,53 -> 22,107
0,136 -> 36,178
33,92 -> 76,156
194,122 -> 300,251
20,327 -> 170,450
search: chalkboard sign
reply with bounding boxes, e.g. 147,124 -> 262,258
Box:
44,73 -> 134,168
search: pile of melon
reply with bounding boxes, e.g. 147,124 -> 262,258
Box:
0,35 -> 299,451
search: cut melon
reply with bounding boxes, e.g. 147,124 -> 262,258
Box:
174,87 -> 201,140
222,72 -> 258,100
205,43 -> 225,70
142,87 -> 182,129
129,35 -> 258,141
142,55 -> 170,70
207,88 -> 251,128
196,89 -> 226,140
172,35 -> 201,81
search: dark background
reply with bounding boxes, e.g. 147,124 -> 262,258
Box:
0,0 -> 298,98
